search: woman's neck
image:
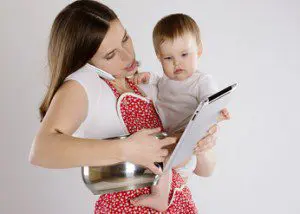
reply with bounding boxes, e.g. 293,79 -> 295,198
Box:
109,77 -> 133,93
110,78 -> 127,89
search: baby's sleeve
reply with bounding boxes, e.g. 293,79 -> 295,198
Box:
196,73 -> 219,103
148,72 -> 162,85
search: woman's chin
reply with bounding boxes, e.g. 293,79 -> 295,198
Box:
125,68 -> 138,78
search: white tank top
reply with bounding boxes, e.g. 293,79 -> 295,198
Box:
63,64 -> 196,177
64,64 -> 129,139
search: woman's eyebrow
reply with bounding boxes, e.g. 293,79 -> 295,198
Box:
103,29 -> 127,58
104,49 -> 116,58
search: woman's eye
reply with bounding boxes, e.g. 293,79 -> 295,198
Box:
182,53 -> 188,57
105,53 -> 115,60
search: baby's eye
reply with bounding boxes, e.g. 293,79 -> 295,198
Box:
182,53 -> 188,57
164,57 -> 172,60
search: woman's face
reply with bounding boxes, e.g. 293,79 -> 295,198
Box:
90,19 -> 138,79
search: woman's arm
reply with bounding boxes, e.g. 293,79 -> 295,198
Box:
30,132 -> 126,169
29,80 -> 175,173
29,80 -> 125,168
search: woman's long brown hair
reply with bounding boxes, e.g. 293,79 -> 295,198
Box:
39,0 -> 118,122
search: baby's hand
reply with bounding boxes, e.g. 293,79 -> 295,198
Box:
193,124 -> 218,155
133,72 -> 151,85
217,108 -> 230,122
193,109 -> 230,155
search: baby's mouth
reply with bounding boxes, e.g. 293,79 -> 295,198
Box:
174,68 -> 184,74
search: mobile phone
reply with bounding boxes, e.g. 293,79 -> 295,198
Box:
86,63 -> 115,80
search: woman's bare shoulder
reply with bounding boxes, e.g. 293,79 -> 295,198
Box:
39,80 -> 88,136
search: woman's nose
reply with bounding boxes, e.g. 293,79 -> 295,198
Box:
119,47 -> 132,61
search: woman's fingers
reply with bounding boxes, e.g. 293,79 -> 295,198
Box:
160,137 -> 177,147
142,127 -> 161,135
147,163 -> 162,175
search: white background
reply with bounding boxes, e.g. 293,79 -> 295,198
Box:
1,0 -> 299,213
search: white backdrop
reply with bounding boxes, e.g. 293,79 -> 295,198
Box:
1,0 -> 299,213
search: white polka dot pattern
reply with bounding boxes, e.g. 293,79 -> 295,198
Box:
94,78 -> 198,213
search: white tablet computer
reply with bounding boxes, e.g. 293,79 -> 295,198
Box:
163,83 -> 237,173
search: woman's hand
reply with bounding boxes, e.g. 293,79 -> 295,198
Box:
123,127 -> 176,175
193,108 -> 230,155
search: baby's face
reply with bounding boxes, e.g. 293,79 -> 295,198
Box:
157,33 -> 202,81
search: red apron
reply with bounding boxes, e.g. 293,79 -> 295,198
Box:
94,78 -> 198,213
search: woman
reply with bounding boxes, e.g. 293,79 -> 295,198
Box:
29,1 -> 219,213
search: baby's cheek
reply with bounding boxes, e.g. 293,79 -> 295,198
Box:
163,66 -> 175,78
188,55 -> 198,70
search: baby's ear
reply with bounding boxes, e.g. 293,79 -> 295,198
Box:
197,42 -> 203,58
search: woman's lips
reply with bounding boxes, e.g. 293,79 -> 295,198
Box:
125,60 -> 137,72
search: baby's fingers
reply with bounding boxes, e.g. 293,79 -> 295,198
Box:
194,135 -> 216,154
217,109 -> 230,122
196,134 -> 212,148
133,76 -> 139,85
222,109 -> 230,119
140,75 -> 149,84
138,76 -> 146,84
208,124 -> 218,135
194,141 -> 216,154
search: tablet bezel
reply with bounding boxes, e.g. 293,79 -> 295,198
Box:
163,83 -> 237,173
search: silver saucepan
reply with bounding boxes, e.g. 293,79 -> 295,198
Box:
82,132 -> 167,195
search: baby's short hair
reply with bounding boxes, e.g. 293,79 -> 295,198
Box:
153,13 -> 201,55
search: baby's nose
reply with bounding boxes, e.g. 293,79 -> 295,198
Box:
174,60 -> 180,66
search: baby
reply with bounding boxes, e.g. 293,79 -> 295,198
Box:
130,13 -> 229,211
